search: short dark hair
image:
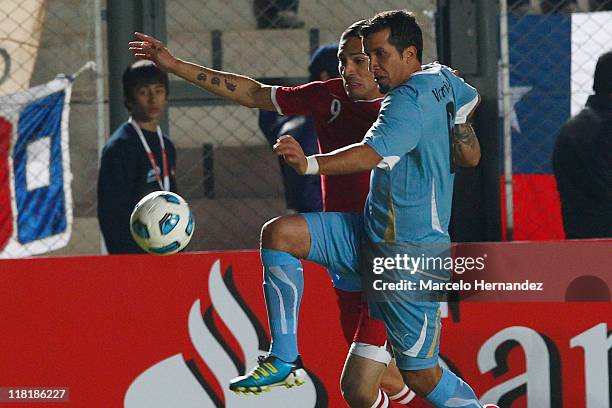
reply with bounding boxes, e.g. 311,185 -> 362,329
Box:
122,60 -> 169,105
593,50 -> 612,95
361,10 -> 423,62
340,19 -> 367,42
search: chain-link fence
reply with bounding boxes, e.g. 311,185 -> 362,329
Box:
0,0 -> 440,258
163,0 -> 438,251
500,0 -> 612,240
3,1 -> 609,258
0,0 -> 102,258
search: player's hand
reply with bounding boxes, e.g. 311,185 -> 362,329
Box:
273,135 -> 307,175
128,32 -> 177,73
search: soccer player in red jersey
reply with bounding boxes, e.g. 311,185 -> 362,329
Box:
271,43 -> 380,214
130,21 -> 479,407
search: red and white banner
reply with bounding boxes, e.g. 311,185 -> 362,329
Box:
0,250 -> 610,407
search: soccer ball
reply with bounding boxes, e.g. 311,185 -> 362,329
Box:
130,191 -> 195,255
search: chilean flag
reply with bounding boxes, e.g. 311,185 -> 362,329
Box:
502,11 -> 612,240
0,77 -> 73,258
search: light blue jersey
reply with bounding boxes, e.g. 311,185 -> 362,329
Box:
364,63 -> 479,243
301,64 -> 480,372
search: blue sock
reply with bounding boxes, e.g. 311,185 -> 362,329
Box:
261,248 -> 304,363
426,369 -> 482,408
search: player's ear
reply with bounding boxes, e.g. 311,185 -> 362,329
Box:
402,46 -> 416,62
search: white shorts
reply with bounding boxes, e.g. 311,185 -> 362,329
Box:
348,341 -> 393,365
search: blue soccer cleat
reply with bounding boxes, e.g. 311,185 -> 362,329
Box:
229,355 -> 306,395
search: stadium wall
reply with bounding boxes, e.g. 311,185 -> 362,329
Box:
0,250 -> 610,407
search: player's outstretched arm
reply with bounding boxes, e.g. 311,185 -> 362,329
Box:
128,32 -> 275,111
453,95 -> 481,167
274,135 -> 381,176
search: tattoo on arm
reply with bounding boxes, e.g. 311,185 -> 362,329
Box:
452,95 -> 480,165
453,123 -> 477,146
199,72 -> 235,92
224,79 -> 236,92
452,122 -> 478,159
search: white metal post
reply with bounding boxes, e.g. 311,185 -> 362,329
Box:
94,0 -> 107,254
500,0 -> 514,241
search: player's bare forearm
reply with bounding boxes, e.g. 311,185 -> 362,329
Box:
274,137 -> 381,175
452,122 -> 481,167
171,60 -> 275,110
129,32 -> 275,111
316,144 -> 382,175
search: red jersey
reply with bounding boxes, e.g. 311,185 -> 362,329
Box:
272,78 -> 382,213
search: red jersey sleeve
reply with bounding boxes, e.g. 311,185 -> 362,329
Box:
271,82 -> 326,116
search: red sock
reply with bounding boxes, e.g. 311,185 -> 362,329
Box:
371,389 -> 390,408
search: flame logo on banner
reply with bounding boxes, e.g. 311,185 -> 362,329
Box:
124,260 -> 322,407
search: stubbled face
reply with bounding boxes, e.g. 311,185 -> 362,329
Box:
127,83 -> 167,123
363,28 -> 410,93
338,36 -> 382,100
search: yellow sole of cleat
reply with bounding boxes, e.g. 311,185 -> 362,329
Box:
231,369 -> 307,395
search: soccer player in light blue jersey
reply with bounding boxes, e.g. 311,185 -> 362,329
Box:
274,10 -> 487,408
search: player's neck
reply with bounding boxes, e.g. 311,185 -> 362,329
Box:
364,89 -> 384,100
406,61 -> 421,76
397,61 -> 422,87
